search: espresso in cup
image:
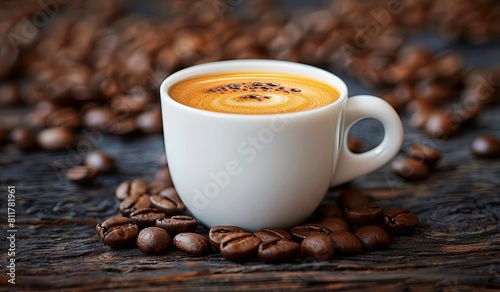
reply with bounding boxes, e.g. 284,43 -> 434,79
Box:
161,60 -> 403,230
168,72 -> 340,114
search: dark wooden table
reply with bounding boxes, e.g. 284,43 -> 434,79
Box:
1,44 -> 500,291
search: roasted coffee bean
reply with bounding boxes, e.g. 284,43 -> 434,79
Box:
220,232 -> 261,262
317,217 -> 352,233
383,208 -> 419,235
115,179 -> 148,200
109,118 -> 137,135
156,187 -> 185,210
397,45 -> 431,69
406,144 -> 441,168
337,187 -> 370,209
300,233 -> 335,261
96,216 -> 139,248
148,181 -> 172,195
129,208 -> 166,228
45,107 -> 81,129
406,100 -> 434,129
137,107 -> 162,134
82,107 -> 117,131
423,110 -> 460,138
470,135 -> 500,158
416,78 -> 454,105
258,238 -> 300,264
156,215 -> 198,234
354,225 -> 390,251
36,127 -> 76,151
0,83 -> 20,105
150,194 -> 183,216
290,223 -> 330,242
347,137 -> 363,153
209,226 -> 246,250
110,93 -> 149,115
314,203 -> 344,219
173,232 -> 211,256
330,231 -> 363,256
254,228 -> 292,242
433,50 -> 463,78
159,153 -> 168,167
345,205 -> 384,226
84,150 -> 116,173
136,227 -> 171,255
119,194 -> 151,217
390,157 -> 430,180
66,166 -> 98,186
153,167 -> 174,186
10,127 -> 38,151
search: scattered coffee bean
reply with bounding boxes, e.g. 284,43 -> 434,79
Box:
220,232 -> 261,262
290,223 -> 330,242
423,110 -> 460,138
153,167 -> 174,186
390,157 -> 430,180
383,208 -> 419,235
345,204 -> 384,226
208,226 -> 246,250
300,233 -> 335,261
84,150 -> 116,173
45,107 -> 81,129
337,187 -> 370,209
119,194 -> 152,217
148,181 -> 172,195
406,144 -> 441,168
96,216 -> 139,248
36,127 -> 76,151
83,107 -> 116,131
136,227 -> 171,255
66,166 -> 98,186
0,82 -> 20,105
156,187 -> 185,210
317,217 -> 352,233
314,203 -> 344,219
129,208 -> 166,228
354,225 -> 390,251
258,239 -> 300,264
173,232 -> 210,256
330,231 -> 363,256
156,215 -> 198,234
347,137 -> 363,153
159,153 -> 168,167
115,179 -> 148,201
9,127 -> 38,151
137,107 -> 163,134
150,194 -> 183,216
254,228 -> 292,242
470,135 -> 500,158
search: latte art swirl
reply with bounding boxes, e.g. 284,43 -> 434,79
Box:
169,72 -> 340,114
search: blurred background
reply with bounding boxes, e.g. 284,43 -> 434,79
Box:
0,0 -> 499,148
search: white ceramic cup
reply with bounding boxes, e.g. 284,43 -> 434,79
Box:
160,60 -> 403,231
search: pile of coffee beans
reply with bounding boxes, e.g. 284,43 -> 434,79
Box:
1,1 -> 499,157
96,167 -> 419,264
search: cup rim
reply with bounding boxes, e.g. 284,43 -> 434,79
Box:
160,59 -> 348,118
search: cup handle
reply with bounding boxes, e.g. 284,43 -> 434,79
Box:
330,95 -> 404,187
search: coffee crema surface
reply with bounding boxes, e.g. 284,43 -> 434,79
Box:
168,72 -> 340,114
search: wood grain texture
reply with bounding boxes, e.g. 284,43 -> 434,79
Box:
0,98 -> 499,291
